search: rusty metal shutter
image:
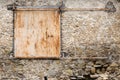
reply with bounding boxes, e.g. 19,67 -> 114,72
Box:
14,7 -> 60,58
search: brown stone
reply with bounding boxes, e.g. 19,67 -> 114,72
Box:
106,67 -> 112,71
91,67 -> 96,74
110,62 -> 119,67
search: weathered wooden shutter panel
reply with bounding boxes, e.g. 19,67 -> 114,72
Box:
14,8 -> 60,58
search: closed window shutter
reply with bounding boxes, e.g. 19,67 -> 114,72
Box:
14,7 -> 60,58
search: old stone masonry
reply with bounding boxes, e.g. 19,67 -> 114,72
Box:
0,0 -> 120,80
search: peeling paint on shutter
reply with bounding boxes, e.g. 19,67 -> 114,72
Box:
14,8 -> 60,58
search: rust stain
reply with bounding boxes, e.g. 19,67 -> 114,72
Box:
35,42 -> 38,49
46,28 -> 48,39
27,40 -> 30,45
17,11 -> 24,28
48,35 -> 53,37
57,37 -> 60,46
39,21 -> 43,26
35,42 -> 40,54
51,35 -> 53,37
41,38 -> 46,46
24,51 -> 29,57
55,37 -> 60,50
53,11 -> 60,26
56,11 -> 60,25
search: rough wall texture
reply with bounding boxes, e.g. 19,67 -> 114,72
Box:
0,0 -> 120,80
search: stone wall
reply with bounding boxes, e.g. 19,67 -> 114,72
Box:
0,0 -> 120,80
